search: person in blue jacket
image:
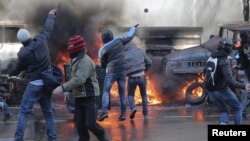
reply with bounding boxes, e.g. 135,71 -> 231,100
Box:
98,25 -> 138,121
13,9 -> 57,141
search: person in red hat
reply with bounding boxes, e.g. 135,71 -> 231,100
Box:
53,35 -> 110,141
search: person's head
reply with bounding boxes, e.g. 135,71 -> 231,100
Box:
67,35 -> 87,58
17,28 -> 32,45
240,31 -> 250,43
101,29 -> 113,44
218,38 -> 233,54
233,33 -> 241,48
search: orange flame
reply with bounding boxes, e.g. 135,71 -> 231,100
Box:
55,28 -> 162,105
56,51 -> 70,73
110,73 -> 162,105
178,73 -> 204,101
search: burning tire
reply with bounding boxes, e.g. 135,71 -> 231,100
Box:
185,82 -> 207,104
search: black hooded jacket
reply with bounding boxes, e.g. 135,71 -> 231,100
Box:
211,51 -> 246,90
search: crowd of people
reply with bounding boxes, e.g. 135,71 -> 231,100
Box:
0,9 -> 152,141
1,7 -> 250,141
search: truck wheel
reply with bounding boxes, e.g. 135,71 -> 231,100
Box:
185,82 -> 207,104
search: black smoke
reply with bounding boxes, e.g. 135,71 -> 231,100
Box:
1,0 -> 124,62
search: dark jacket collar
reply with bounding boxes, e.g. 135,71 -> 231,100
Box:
211,50 -> 228,58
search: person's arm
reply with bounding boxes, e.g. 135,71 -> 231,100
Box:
120,25 -> 138,45
62,59 -> 91,91
100,54 -> 108,68
35,9 -> 57,41
144,52 -> 152,71
221,59 -> 246,89
98,45 -> 108,68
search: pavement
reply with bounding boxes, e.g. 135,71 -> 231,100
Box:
0,103 -> 249,141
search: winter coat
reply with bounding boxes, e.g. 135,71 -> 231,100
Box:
211,51 -> 246,90
14,14 -> 55,81
62,52 -> 100,98
99,27 -> 136,74
124,42 -> 152,75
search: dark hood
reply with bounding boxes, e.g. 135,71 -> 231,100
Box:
101,29 -> 114,44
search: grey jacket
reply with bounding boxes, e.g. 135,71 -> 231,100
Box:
124,42 -> 152,75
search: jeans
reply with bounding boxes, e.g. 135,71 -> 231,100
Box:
241,69 -> 250,114
15,83 -> 56,141
102,72 -> 126,114
75,97 -> 105,141
0,97 -> 12,117
209,87 -> 242,124
128,75 -> 148,116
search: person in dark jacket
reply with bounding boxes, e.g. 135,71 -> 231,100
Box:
53,35 -> 110,141
208,38 -> 250,125
14,9 -> 57,141
124,42 -> 152,119
231,32 -> 250,119
98,25 -> 138,121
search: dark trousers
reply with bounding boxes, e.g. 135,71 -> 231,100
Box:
75,97 -> 105,141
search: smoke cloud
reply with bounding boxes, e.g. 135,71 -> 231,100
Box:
0,0 -> 124,63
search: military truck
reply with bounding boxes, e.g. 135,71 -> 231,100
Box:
161,21 -> 250,104
0,21 -> 26,104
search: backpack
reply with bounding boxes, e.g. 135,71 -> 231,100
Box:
204,56 -> 218,91
40,64 -> 64,93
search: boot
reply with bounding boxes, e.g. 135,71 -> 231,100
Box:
242,112 -> 248,120
130,109 -> 137,120
118,112 -> 126,121
97,133 -> 110,141
98,112 -> 108,121
3,112 -> 13,122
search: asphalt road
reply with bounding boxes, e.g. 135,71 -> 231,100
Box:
0,103 -> 249,141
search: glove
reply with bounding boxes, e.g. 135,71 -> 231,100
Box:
49,9 -> 57,16
52,86 -> 64,95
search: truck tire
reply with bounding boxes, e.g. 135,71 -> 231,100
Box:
185,82 -> 207,105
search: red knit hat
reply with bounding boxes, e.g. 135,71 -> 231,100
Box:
67,35 -> 87,54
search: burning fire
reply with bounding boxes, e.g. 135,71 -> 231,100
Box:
110,72 -> 162,105
140,75 -> 162,105
55,29 -> 162,105
56,51 -> 70,72
178,73 -> 204,101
